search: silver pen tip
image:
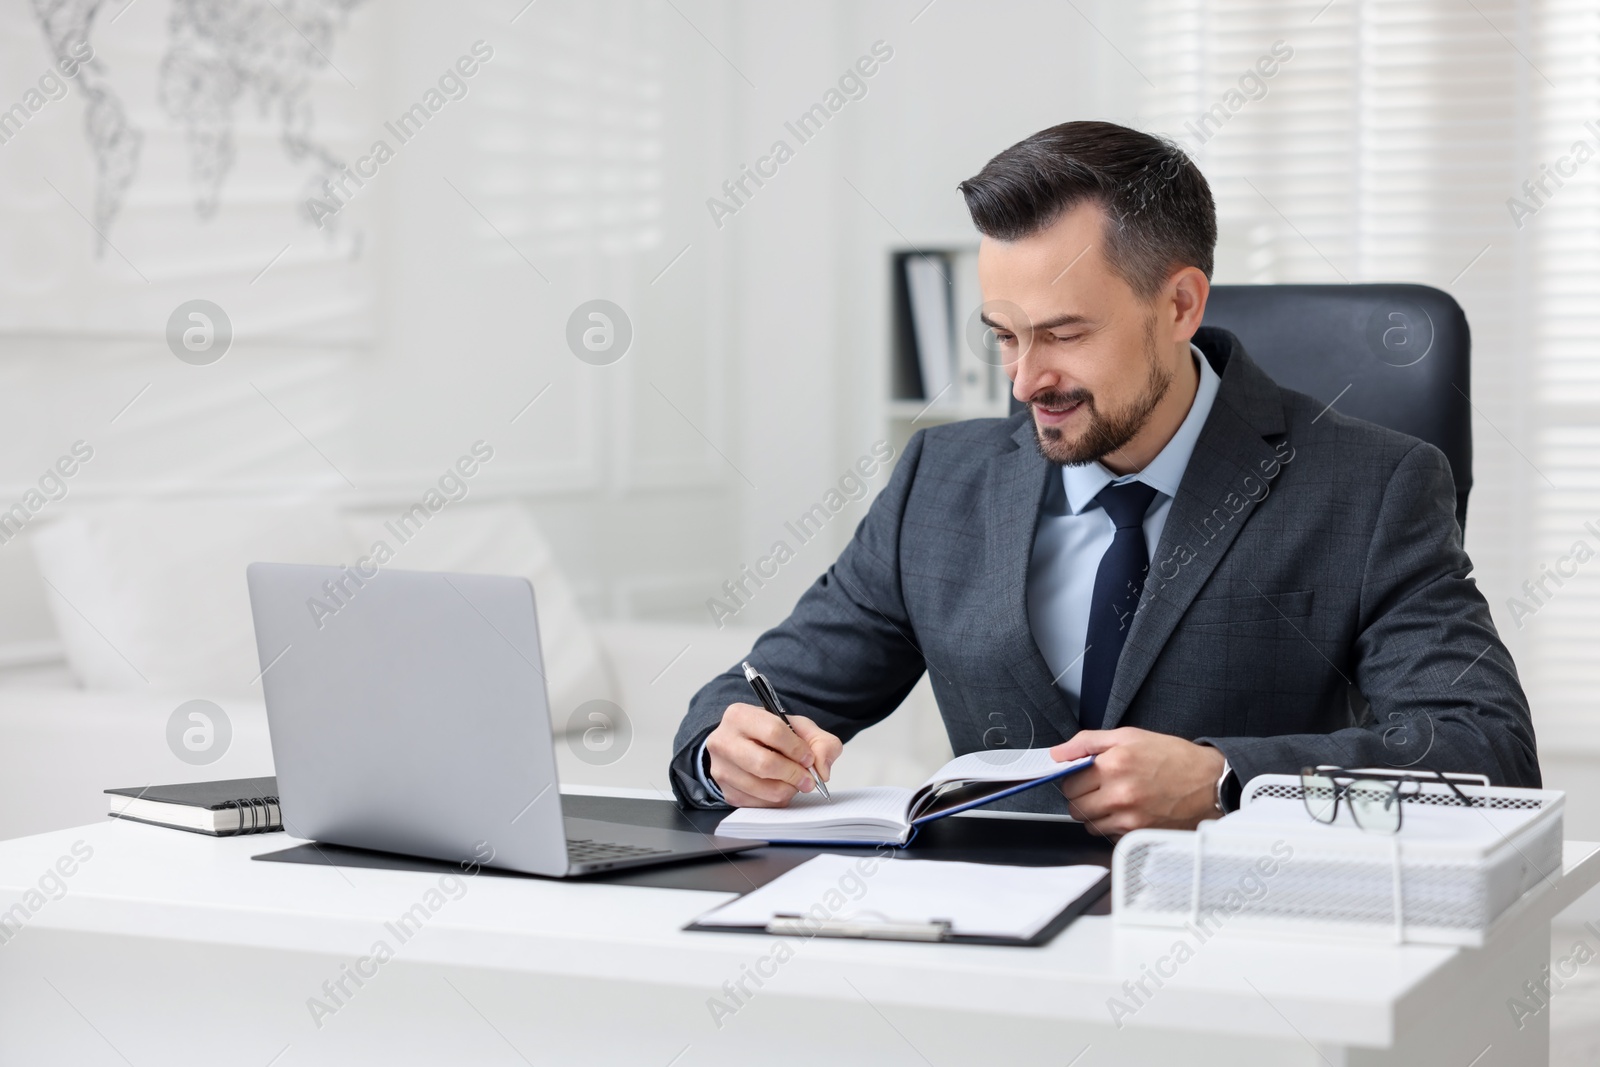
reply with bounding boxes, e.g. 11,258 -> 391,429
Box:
741,661 -> 756,679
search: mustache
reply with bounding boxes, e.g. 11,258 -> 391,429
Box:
1028,388 -> 1094,409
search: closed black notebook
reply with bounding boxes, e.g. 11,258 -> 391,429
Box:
105,776 -> 281,837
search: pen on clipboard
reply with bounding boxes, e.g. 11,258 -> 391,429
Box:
742,661 -> 831,801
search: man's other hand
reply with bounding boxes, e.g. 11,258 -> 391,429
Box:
705,702 -> 842,807
1052,727 -> 1225,835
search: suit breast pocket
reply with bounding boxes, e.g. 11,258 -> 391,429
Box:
1168,588 -> 1325,736
1184,589 -> 1314,628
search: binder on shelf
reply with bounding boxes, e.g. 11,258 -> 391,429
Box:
949,248 -> 995,405
891,249 -> 952,404
890,246 -> 1003,417
904,252 -> 954,405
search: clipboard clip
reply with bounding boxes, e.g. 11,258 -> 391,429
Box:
766,913 -> 954,942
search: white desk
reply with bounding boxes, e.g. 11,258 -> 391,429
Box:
1,787 -> 1595,1067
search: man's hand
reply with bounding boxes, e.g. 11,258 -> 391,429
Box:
1052,727 -> 1225,836
705,702 -> 842,807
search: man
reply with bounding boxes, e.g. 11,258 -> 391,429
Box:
669,120 -> 1540,833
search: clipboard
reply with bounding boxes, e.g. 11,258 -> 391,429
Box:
684,868 -> 1110,947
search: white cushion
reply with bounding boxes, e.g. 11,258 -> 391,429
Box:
340,501 -> 615,730
0,689 -> 274,841
29,501 -> 351,696
30,498 -> 615,730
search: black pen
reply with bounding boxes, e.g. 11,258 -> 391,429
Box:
742,661 -> 831,800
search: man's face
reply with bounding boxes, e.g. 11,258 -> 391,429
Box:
977,202 -> 1182,468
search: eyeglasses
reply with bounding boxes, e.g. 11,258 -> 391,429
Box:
1298,766 -> 1473,834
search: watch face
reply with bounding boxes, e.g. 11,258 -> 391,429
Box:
1221,769 -> 1243,812
1212,759 -> 1234,814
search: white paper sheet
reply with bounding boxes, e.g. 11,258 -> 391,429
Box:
695,853 -> 1108,940
715,787 -> 914,842
1221,795 -> 1540,844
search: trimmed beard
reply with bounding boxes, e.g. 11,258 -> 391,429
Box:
1030,318 -> 1173,467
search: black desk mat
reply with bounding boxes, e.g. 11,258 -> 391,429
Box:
252,793 -> 1115,913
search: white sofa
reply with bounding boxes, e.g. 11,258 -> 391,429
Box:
0,500 -> 951,842
0,624 -> 951,843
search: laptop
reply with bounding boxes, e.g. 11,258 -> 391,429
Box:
245,562 -> 762,877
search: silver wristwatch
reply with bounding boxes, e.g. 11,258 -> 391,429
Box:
1214,757 -> 1235,815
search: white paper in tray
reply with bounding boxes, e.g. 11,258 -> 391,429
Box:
1214,794 -> 1540,852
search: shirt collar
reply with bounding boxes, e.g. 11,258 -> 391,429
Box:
1060,342 -> 1221,515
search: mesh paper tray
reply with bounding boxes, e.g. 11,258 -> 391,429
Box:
1111,775 -> 1563,946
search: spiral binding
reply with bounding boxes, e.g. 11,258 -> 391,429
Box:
220,795 -> 281,836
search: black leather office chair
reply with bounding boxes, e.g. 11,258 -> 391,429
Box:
1008,284 -> 1473,532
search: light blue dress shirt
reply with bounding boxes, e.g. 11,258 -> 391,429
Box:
1027,343 -> 1219,704
699,344 -> 1219,801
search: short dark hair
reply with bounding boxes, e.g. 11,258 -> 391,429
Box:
958,121 -> 1216,299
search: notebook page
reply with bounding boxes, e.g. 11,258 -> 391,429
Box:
918,748 -> 1091,791
715,787 -> 914,841
696,854 -> 1108,939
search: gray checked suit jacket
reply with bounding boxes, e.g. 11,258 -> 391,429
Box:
669,326 -> 1540,812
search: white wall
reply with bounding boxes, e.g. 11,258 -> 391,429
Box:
711,0 -> 1145,632
0,0 -> 1139,642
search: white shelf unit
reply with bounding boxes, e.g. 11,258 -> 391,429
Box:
887,245 -> 1012,456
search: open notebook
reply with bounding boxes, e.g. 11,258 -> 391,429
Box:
715,748 -> 1093,846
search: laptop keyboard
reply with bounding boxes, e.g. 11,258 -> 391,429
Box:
566,837 -> 672,865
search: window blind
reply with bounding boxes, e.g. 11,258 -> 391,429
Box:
1140,0 -> 1600,748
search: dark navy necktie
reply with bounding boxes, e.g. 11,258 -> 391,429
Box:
1078,480 -> 1159,731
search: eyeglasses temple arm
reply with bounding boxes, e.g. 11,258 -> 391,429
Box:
1422,766 -> 1474,806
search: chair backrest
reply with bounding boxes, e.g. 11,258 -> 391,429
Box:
1006,283 -> 1473,531
1202,283 -> 1471,532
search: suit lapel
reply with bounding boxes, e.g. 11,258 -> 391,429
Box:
985,421 -> 1081,742
1100,329 -> 1289,730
